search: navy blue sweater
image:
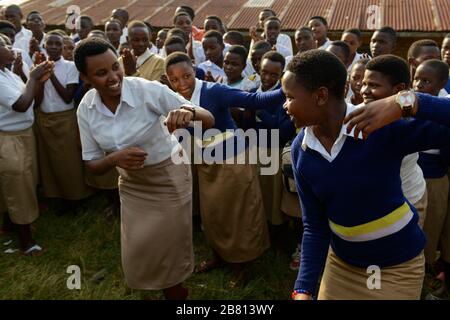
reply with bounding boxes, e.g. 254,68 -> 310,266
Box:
292,93 -> 450,294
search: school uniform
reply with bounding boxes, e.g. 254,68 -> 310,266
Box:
119,48 -> 165,82
197,60 -> 225,82
318,38 -> 332,50
12,27 -> 32,54
418,147 -> 450,263
188,79 -> 284,263
293,96 -> 450,299
77,77 -> 195,290
0,68 -> 38,225
35,57 -> 94,200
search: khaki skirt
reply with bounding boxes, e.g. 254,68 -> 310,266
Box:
117,157 -> 194,290
196,157 -> 270,263
318,248 -> 425,300
85,166 -> 119,190
0,127 -> 39,225
35,108 -> 94,200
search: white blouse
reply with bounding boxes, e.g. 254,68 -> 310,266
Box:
77,77 -> 194,165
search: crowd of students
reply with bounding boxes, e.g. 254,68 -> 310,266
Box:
1,3 -> 450,300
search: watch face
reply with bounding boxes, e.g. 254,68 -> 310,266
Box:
398,95 -> 406,105
405,94 -> 414,105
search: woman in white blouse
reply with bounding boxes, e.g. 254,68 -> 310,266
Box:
0,35 -> 53,256
74,38 -> 214,300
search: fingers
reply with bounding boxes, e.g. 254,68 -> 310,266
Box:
165,110 -> 192,133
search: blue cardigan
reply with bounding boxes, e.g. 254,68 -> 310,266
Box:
292,93 -> 450,294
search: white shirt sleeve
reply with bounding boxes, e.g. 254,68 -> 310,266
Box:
0,75 -> 23,109
76,102 -> 104,161
66,62 -> 80,85
149,82 -> 193,116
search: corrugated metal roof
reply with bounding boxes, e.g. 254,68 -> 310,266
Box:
12,0 -> 450,32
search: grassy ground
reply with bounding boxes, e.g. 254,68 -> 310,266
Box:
0,193 -> 299,300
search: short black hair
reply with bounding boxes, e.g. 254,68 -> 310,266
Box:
144,21 -> 153,34
0,20 -> 16,32
262,51 -> 285,70
26,11 -> 42,20
46,30 -> 64,39
376,26 -> 396,43
251,40 -> 272,52
223,31 -> 244,46
264,16 -> 281,26
261,9 -> 276,16
74,37 -> 117,74
164,52 -> 192,72
407,39 -> 439,59
329,40 -> 351,62
128,20 -> 148,33
164,35 -> 185,47
418,59 -> 449,83
79,15 -> 94,27
176,6 -> 195,20
296,26 -> 313,35
366,54 -> 410,87
227,45 -> 248,65
173,12 -> 191,25
309,16 -> 327,26
343,28 -> 362,41
353,57 -> 370,69
287,49 -> 347,99
87,30 -> 107,40
203,30 -> 224,46
168,27 -> 189,43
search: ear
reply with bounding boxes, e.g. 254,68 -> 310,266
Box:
315,86 -> 329,107
393,83 -> 406,93
79,72 -> 89,84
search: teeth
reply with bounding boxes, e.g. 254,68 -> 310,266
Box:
109,83 -> 120,89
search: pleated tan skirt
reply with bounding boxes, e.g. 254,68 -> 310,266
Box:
117,157 -> 194,290
197,157 -> 270,263
35,108 -> 94,200
318,248 -> 425,300
0,127 -> 39,225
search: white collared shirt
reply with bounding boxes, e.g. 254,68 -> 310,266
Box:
318,38 -> 332,50
12,27 -> 32,53
354,103 -> 426,204
77,77 -> 194,165
275,43 -> 293,58
190,78 -> 203,106
301,103 -> 362,162
0,68 -> 34,131
220,76 -> 258,92
12,48 -> 32,76
40,58 -> 79,113
119,27 -> 128,45
198,60 -> 226,82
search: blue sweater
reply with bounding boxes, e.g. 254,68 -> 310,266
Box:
417,149 -> 450,179
193,81 -> 286,159
445,77 -> 450,94
292,93 -> 450,294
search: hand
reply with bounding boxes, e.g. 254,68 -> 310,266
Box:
204,70 -> 218,83
34,51 -> 46,65
29,61 -> 54,82
249,26 -> 263,42
293,293 -> 312,300
361,53 -> 371,59
29,38 -> 41,57
111,147 -> 148,170
12,52 -> 23,74
343,94 -> 402,139
121,48 -> 137,76
164,108 -> 194,133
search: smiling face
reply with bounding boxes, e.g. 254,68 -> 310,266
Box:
281,70 -> 323,128
264,20 -> 280,46
26,13 -> 45,37
223,51 -> 245,83
295,30 -> 315,53
442,37 -> 450,68
349,63 -> 366,99
260,58 -> 282,91
166,61 -> 196,100
45,34 -> 63,61
202,36 -> 224,65
128,26 -> 150,57
413,64 -> 446,96
308,19 -> 327,42
361,69 -> 403,104
370,31 -> 395,57
80,49 -> 123,104
174,15 -> 192,36
0,36 -> 15,68
105,20 -> 122,45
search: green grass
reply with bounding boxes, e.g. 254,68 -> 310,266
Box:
0,194 -> 299,300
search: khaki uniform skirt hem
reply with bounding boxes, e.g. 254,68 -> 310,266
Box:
118,156 -> 194,290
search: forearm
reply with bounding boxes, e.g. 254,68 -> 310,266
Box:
12,78 -> 38,112
413,93 -> 450,126
34,82 -> 44,109
85,153 -> 117,175
226,88 -> 286,111
194,107 -> 215,129
50,75 -> 74,104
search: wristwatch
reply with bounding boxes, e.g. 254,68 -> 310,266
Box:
181,105 -> 196,120
395,90 -> 416,118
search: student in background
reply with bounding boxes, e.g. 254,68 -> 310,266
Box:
26,11 -> 46,59
198,30 -> 226,82
414,59 -> 450,300
62,36 -> 75,61
346,58 -> 370,106
263,17 -> 292,58
87,30 -> 108,41
0,35 -> 53,255
204,16 -> 226,35
119,20 -> 164,81
407,39 -> 441,84
248,40 -> 272,89
155,28 -> 169,55
105,19 -> 122,54
285,27 -> 316,67
326,41 -> 351,67
34,31 -> 94,213
341,28 -> 368,73
223,31 -> 245,47
75,16 -> 94,42
308,16 -> 330,50
4,4 -> 32,53
175,5 -> 203,42
370,26 -> 396,57
111,8 -> 129,45
221,45 -> 257,91
360,55 -> 428,229
442,34 -> 450,94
